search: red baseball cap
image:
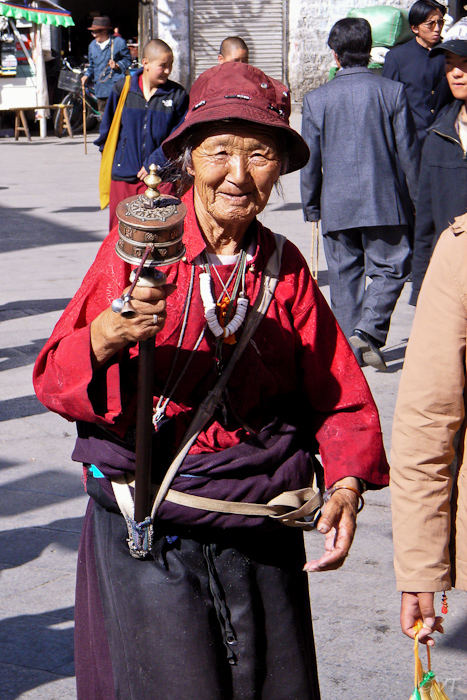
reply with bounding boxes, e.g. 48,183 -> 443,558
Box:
162,62 -> 309,173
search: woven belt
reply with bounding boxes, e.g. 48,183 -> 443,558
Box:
112,475 -> 323,531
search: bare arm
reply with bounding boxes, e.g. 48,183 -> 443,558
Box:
303,476 -> 360,572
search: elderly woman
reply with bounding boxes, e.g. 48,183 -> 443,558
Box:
34,62 -> 388,700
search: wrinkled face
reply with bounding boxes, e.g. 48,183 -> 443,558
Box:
188,123 -> 282,230
219,48 -> 249,64
143,51 -> 173,86
412,10 -> 444,49
445,51 -> 467,101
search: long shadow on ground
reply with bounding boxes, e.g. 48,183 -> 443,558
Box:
0,202 -> 104,253
0,299 -> 71,322
0,515 -> 83,568
0,606 -> 75,700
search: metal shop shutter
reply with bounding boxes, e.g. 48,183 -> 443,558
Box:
191,0 -> 285,82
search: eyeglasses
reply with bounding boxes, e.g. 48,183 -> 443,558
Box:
421,19 -> 445,30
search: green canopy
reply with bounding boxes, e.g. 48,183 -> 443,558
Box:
0,1 -> 74,28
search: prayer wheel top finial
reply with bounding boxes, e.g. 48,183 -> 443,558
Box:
143,164 -> 162,204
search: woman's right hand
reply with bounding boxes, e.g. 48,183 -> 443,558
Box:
90,282 -> 177,368
400,592 -> 444,646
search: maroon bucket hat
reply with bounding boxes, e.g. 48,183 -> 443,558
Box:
162,62 -> 310,174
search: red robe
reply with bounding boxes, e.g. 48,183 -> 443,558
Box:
34,188 -> 388,527
34,189 -> 389,699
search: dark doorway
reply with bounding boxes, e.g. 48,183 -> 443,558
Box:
58,1 -> 138,60
449,0 -> 467,21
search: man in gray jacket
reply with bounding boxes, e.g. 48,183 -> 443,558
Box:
300,18 -> 420,370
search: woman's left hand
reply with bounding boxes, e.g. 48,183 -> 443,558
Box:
303,477 -> 359,572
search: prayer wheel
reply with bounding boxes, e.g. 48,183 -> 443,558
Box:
111,166 -> 187,528
115,165 -> 186,267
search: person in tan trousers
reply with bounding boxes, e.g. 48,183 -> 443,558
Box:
391,213 -> 467,647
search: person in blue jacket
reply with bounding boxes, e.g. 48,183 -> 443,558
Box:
95,39 -> 189,230
81,16 -> 132,114
382,0 -> 451,144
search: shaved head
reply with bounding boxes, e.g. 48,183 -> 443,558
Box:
143,38 -> 173,61
218,36 -> 249,64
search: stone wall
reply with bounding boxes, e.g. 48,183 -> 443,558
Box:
153,0 -> 414,98
289,0 -> 413,103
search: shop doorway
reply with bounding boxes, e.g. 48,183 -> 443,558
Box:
58,1 -> 138,60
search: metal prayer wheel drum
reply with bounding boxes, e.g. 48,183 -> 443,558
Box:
115,165 -> 187,267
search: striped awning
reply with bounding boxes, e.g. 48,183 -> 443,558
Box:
0,1 -> 74,27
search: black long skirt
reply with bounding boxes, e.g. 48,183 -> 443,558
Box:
75,499 -> 321,700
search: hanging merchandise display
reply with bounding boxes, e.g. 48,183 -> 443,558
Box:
14,21 -> 32,75
0,1 -> 74,130
0,16 -> 16,75
0,14 -> 36,107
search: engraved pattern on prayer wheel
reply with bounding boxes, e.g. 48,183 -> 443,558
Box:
115,165 -> 187,267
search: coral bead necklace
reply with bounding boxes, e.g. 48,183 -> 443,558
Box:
199,247 -> 249,344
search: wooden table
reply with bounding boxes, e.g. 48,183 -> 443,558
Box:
1,105 -> 74,140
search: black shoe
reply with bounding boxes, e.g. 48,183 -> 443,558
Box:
349,329 -> 387,371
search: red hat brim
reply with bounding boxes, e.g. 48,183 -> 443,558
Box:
162,64 -> 309,174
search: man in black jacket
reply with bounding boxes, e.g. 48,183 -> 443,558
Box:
410,19 -> 467,304
300,18 -> 420,370
382,0 -> 451,144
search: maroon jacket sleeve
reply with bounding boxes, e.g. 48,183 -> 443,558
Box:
33,230 -> 131,428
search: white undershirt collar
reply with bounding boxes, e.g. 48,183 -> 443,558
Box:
194,238 -> 256,266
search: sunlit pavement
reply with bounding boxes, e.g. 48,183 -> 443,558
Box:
0,122 -> 465,699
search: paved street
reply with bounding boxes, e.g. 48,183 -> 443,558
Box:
0,122 -> 465,699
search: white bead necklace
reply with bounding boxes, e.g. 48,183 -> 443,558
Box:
199,250 -> 249,340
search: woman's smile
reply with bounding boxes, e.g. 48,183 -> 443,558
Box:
218,189 -> 252,202
187,122 -> 282,252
